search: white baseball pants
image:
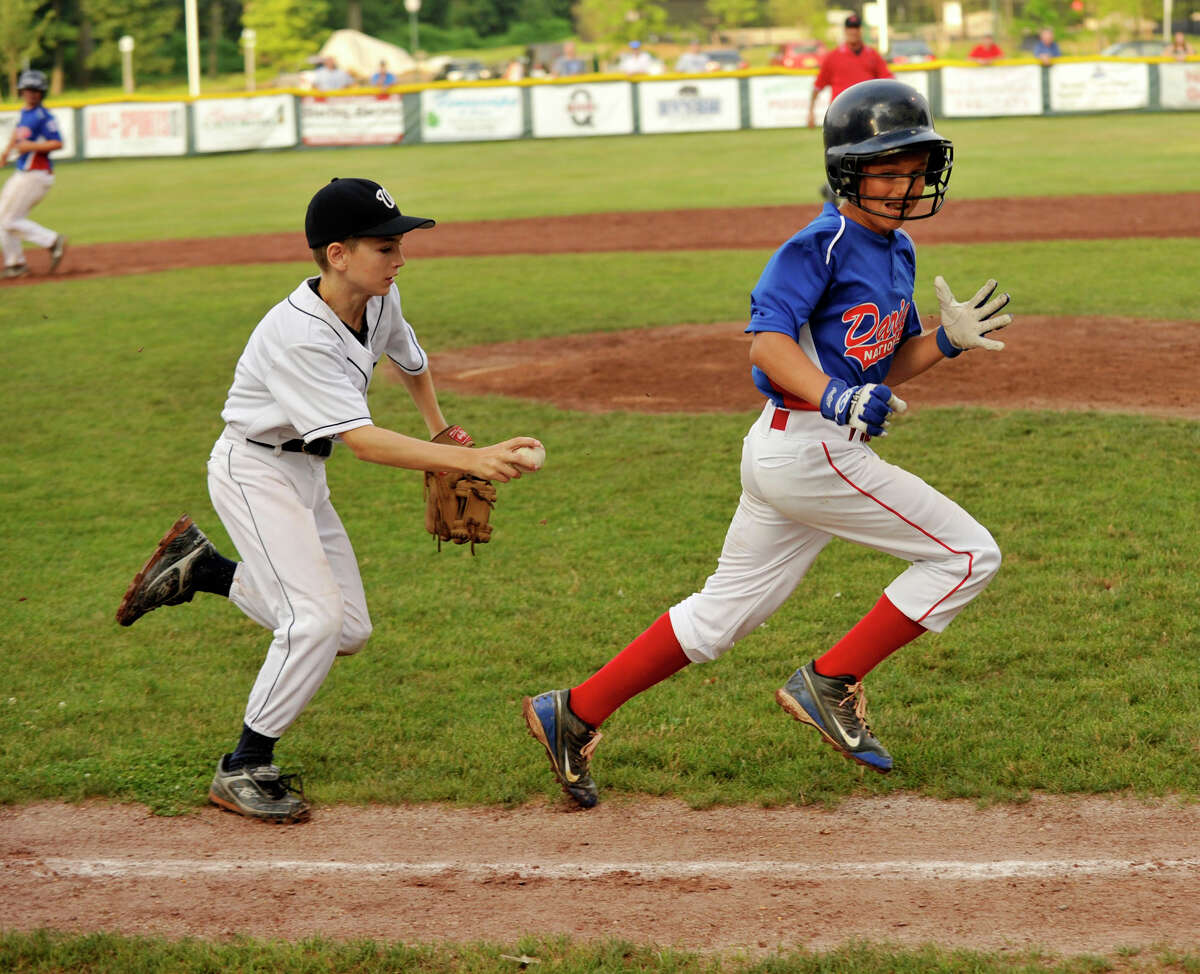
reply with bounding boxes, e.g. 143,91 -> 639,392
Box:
0,169 -> 56,268
207,431 -> 372,739
669,402 -> 1001,663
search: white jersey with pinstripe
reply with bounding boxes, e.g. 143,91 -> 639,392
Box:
204,277 -> 427,739
220,278 -> 428,446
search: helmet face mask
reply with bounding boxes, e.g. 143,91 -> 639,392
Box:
831,143 -> 954,221
823,79 -> 954,222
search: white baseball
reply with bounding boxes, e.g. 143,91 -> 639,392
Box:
513,444 -> 546,471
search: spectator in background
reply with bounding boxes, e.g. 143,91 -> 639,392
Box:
312,56 -> 355,91
618,40 -> 657,74
1165,31 -> 1195,59
503,57 -> 526,80
808,14 -> 892,129
370,61 -> 396,87
551,41 -> 588,77
675,40 -> 709,73
968,34 -> 1004,63
1033,27 -> 1061,65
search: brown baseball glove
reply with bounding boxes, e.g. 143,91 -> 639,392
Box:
424,425 -> 496,553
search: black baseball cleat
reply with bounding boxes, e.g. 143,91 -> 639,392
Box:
776,662 -> 893,773
48,235 -> 67,273
115,514 -> 216,626
209,754 -> 310,823
523,689 -> 602,809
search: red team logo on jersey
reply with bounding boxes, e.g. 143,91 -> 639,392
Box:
841,300 -> 909,368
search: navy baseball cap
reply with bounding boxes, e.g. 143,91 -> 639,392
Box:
845,13 -> 863,26
305,177 -> 435,248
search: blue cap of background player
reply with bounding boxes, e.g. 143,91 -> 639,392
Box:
305,177 -> 435,249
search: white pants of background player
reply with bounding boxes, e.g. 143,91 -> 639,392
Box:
669,401 -> 1001,662
207,430 -> 372,739
0,169 -> 56,269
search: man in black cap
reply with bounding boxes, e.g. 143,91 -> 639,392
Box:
808,13 -> 894,201
808,13 -> 893,129
115,177 -> 542,823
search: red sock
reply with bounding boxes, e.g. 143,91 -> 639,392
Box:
814,594 -> 926,681
568,612 -> 690,727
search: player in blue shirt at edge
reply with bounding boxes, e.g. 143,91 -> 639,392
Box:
1,69 -> 67,279
524,79 -> 1014,807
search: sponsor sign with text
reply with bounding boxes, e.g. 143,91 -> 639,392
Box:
420,87 -> 523,142
193,95 -> 297,153
82,102 -> 186,157
530,82 -> 634,138
637,78 -> 740,133
300,94 -> 405,145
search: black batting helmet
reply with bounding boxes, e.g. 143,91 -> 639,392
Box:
17,69 -> 49,93
823,79 -> 953,221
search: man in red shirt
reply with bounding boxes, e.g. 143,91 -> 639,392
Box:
969,35 -> 1004,63
807,14 -> 893,129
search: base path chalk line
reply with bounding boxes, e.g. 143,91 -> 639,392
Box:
16,856 -> 1200,882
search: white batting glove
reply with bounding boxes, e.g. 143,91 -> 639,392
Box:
934,275 -> 1013,357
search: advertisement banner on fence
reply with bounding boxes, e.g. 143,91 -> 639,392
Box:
300,94 -> 405,145
941,65 -> 1042,117
637,78 -> 740,133
1049,61 -> 1149,112
420,86 -> 523,142
0,106 -> 77,160
1159,62 -> 1200,109
891,69 -> 930,103
82,102 -> 186,157
748,75 -> 821,129
193,94 -> 296,153
530,82 -> 634,138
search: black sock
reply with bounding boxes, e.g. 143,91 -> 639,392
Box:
192,551 -> 237,597
228,724 -> 278,769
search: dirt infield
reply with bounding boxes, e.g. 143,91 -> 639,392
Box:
5,192 -> 1199,283
3,797 -> 1198,954
4,194 -> 1198,957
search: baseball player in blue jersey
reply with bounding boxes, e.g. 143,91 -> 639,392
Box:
1,70 -> 67,279
525,79 -> 1013,808
115,177 -> 542,823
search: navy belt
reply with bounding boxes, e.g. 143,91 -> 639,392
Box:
247,437 -> 333,457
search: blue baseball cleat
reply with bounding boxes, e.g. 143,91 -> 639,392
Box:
776,662 -> 893,773
523,689 -> 603,809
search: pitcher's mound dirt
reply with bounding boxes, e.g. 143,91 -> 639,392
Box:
429,315 -> 1199,417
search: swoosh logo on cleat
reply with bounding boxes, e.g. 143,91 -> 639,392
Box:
840,727 -> 863,749
560,747 -> 581,783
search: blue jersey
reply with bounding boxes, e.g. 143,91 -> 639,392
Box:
14,105 -> 61,172
747,202 -> 923,408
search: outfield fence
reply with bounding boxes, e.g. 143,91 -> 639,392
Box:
3,57 -> 1198,162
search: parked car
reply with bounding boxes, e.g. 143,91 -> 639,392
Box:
703,49 -> 749,71
769,40 -> 827,69
886,38 -> 935,64
1101,40 -> 1168,57
433,59 -> 493,82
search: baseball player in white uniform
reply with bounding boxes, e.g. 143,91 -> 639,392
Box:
1,70 -> 67,279
525,80 -> 1011,808
116,177 -> 542,823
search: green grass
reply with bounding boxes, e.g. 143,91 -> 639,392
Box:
1,259 -> 1198,812
30,113 -> 1200,244
5,931 -> 1196,973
